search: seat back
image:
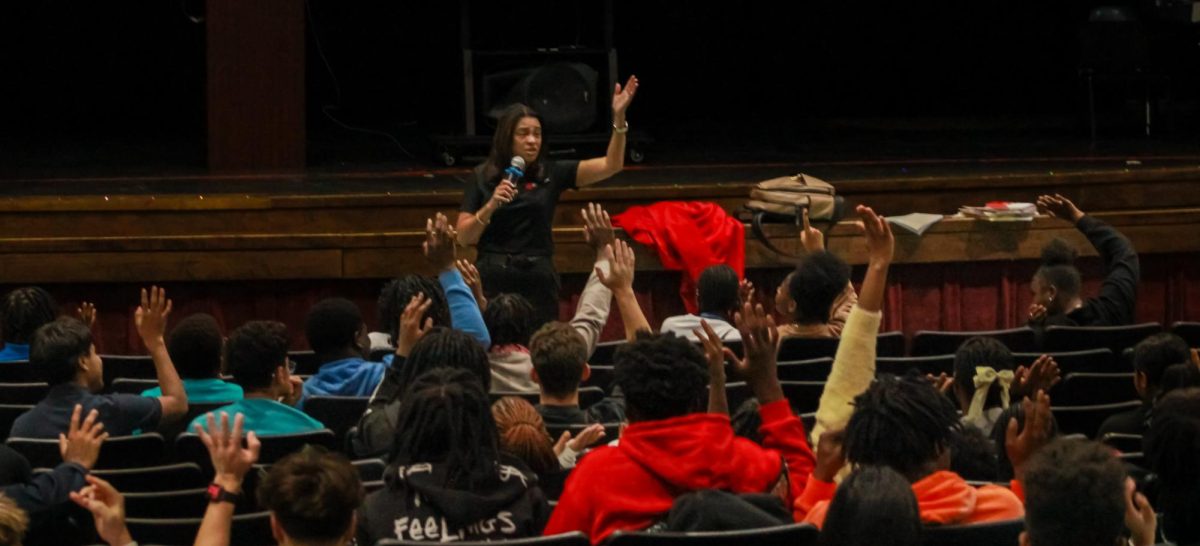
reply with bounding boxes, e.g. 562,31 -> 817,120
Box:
303,396 -> 369,449
1051,400 -> 1143,439
1013,348 -> 1117,374
287,350 -> 322,376
0,382 -> 48,404
126,511 -> 273,546
876,331 -> 907,357
775,358 -> 834,381
921,518 -> 1024,546
1170,321 -> 1200,348
91,462 -> 206,493
176,429 -> 337,471
1043,323 -> 1162,354
0,404 -> 33,443
1050,372 -> 1138,406
912,328 -> 1037,357
780,381 -> 826,413
161,401 -> 231,444
108,378 -> 159,395
589,341 -> 626,366
583,365 -> 615,392
578,386 -> 607,409
380,531 -> 591,546
101,355 -> 156,386
8,433 -> 166,469
605,523 -> 819,546
776,337 -> 839,361
0,362 -> 38,383
1100,432 -> 1143,454
353,458 -> 387,482
877,355 -> 955,376
123,488 -> 209,519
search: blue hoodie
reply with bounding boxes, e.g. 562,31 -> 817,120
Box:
298,357 -> 386,409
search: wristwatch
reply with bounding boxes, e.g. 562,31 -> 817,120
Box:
206,482 -> 241,504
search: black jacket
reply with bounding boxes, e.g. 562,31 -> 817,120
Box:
356,455 -> 550,545
1037,215 -> 1140,328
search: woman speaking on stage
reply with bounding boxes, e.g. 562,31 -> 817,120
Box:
457,75 -> 639,325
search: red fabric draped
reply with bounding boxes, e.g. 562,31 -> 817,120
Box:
613,201 -> 745,314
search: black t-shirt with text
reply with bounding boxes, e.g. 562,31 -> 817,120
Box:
462,159 -> 579,257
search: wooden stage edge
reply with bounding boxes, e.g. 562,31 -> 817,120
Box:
2,163 -> 1200,284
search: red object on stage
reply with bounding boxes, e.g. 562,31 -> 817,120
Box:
614,201 -> 745,314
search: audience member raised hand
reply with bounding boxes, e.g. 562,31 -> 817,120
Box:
1036,193 -> 1085,223
581,202 -> 615,257
1006,389 -> 1053,480
455,259 -> 488,311
732,301 -> 784,405
135,286 -> 172,349
423,212 -> 457,272
396,293 -> 434,358
59,404 -> 108,470
1012,355 -> 1061,399
69,475 -> 132,546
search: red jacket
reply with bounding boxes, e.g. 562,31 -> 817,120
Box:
543,400 -> 815,543
613,202 -> 745,314
795,470 -> 1024,527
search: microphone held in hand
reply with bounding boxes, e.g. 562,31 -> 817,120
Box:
503,156 -> 525,187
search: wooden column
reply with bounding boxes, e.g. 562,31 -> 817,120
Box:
206,0 -> 306,172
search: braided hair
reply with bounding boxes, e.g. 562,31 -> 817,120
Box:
377,275 -> 450,342
491,396 -> 560,476
396,327 -> 491,394
1,287 -> 58,344
613,332 -> 708,423
389,367 -> 500,490
844,373 -> 962,482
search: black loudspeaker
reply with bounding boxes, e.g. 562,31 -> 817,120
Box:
482,62 -> 601,134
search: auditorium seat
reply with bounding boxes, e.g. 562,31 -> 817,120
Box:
583,365 -> 615,392
1170,321 -> 1200,348
303,395 -> 369,449
1013,348 -> 1118,374
0,362 -> 38,383
101,354 -> 155,386
108,378 -> 158,395
721,382 -> 752,411
1049,372 -> 1138,406
0,404 -> 32,443
1100,432 -> 1143,454
176,429 -> 337,472
775,358 -> 834,381
0,382 -> 48,405
91,463 -> 206,493
875,331 -> 907,357
876,355 -> 955,376
123,488 -> 209,519
589,340 -> 626,366
126,511 -> 273,546
1051,400 -> 1143,439
776,337 -> 839,362
605,523 -> 819,546
912,328 -> 1038,357
1043,323 -> 1162,355
8,433 -> 166,470
287,350 -> 322,376
353,458 -> 387,482
780,381 -> 826,414
921,518 -> 1024,546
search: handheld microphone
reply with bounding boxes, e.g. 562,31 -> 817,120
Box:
502,156 -> 525,187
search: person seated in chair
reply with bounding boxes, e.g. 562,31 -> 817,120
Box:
0,287 -> 58,363
189,321 -> 322,436
140,313 -> 242,403
1027,194 -> 1139,328
1097,332 -> 1190,439
544,304 -> 816,543
12,287 -> 188,438
660,264 -> 742,342
298,298 -> 385,407
774,212 -> 857,339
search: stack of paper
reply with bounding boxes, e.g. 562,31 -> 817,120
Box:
958,201 -> 1037,222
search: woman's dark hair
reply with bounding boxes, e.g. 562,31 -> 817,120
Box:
613,332 -> 708,423
377,275 -> 450,342
30,317 -> 92,386
257,446 -> 363,543
389,367 -> 500,490
844,373 -> 962,482
225,321 -> 289,392
1,287 -> 58,345
1036,238 -> 1081,299
484,104 -> 545,182
819,465 -> 921,546
696,265 -> 740,317
1146,388 -> 1200,543
397,327 -> 491,394
167,313 -> 224,380
484,293 -> 537,347
789,252 -> 850,324
953,337 -> 1015,410
492,396 -> 560,476
991,402 -> 1059,482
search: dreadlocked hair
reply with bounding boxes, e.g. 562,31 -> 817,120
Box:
377,275 -> 450,341
1146,388 -> 1200,543
844,373 -> 962,482
1036,239 -> 1081,300
398,327 -> 491,394
491,396 -> 560,476
389,367 -> 500,491
613,331 -> 709,423
1,287 -> 58,345
483,293 -> 537,347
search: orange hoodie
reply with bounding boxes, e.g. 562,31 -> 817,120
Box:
795,470 -> 1024,527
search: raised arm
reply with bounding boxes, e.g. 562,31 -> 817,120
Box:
596,239 -> 650,341
427,213 -> 491,348
572,203 -> 616,353
576,75 -> 638,188
136,286 -> 188,422
193,412 -> 261,546
810,205 -> 894,452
